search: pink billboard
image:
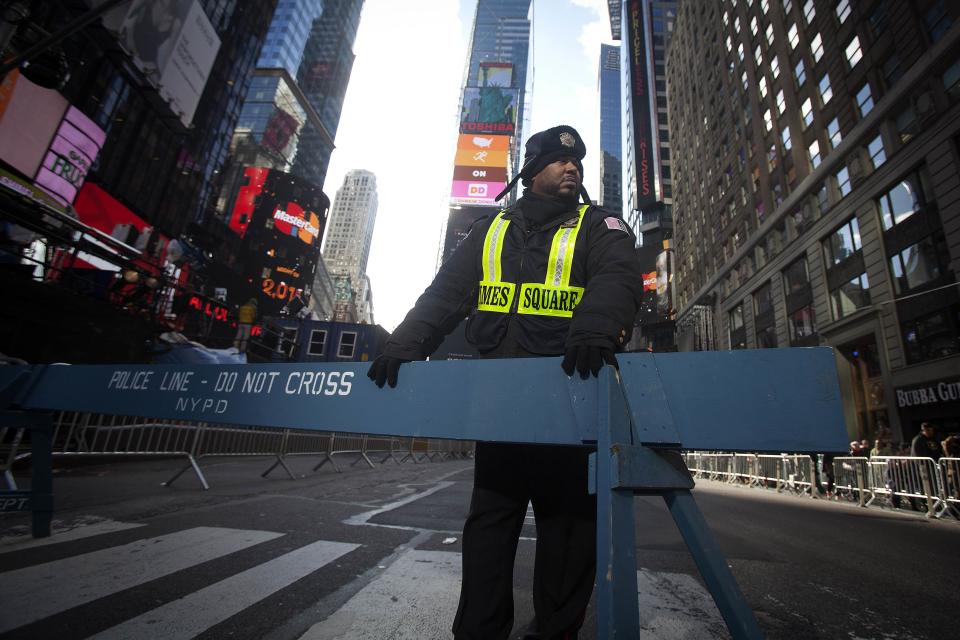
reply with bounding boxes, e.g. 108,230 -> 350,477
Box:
451,180 -> 502,205
33,106 -> 107,206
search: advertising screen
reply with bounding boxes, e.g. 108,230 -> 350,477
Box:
478,62 -> 513,88
33,106 -> 107,206
441,205 -> 494,264
626,0 -> 657,209
452,165 -> 507,183
228,167 -> 269,238
460,87 -> 519,135
656,249 -> 673,318
454,148 -> 509,168
457,133 -> 511,152
103,0 -> 221,126
0,70 -> 68,179
450,180 -> 502,206
241,170 -> 328,315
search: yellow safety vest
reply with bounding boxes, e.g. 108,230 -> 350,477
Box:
477,205 -> 588,318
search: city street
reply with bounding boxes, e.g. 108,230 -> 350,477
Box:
1,454 -> 957,639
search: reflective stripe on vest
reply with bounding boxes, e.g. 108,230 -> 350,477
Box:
477,205 -> 588,318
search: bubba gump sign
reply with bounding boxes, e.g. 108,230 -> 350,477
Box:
895,378 -> 960,408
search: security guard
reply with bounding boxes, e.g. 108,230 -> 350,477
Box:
368,125 -> 642,639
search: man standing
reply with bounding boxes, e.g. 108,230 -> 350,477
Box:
367,125 -> 642,639
911,422 -> 942,461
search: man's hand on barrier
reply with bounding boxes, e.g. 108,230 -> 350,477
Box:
561,343 -> 618,379
367,355 -> 410,389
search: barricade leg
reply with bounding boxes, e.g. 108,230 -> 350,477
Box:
30,414 -> 53,538
162,455 -> 209,490
261,455 -> 296,480
663,490 -> 763,640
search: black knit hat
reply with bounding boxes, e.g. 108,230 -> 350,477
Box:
495,125 -> 590,202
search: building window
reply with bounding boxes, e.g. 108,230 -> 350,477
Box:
726,35 -> 733,52
836,0 -> 851,23
867,135 -> 886,168
762,0 -> 771,15
751,16 -> 759,36
788,23 -> 800,48
868,1 -> 889,37
738,42 -> 745,62
819,74 -> 833,104
742,70 -> 749,91
760,75 -> 768,97
894,105 -> 919,143
753,280 -> 777,348
788,305 -> 818,344
925,0 -> 954,43
729,302 -> 747,349
766,23 -> 775,45
795,59 -> 806,86
856,83 -> 874,118
944,59 -> 960,98
902,305 -> 960,363
764,109 -> 773,132
776,89 -> 786,114
845,36 -> 863,68
883,53 -> 903,88
889,234 -> 951,295
337,331 -> 358,358
831,273 -> 871,319
782,126 -> 793,150
307,329 -> 327,356
811,33 -> 824,62
784,254 -> 811,295
837,166 -> 852,197
826,217 -> 862,265
771,55 -> 781,78
804,0 -> 816,23
801,97 -> 814,126
809,139 -> 822,168
828,117 -> 842,147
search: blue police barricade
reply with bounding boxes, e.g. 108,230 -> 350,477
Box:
0,348 -> 848,639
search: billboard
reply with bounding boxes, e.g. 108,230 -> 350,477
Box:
453,165 -> 507,183
103,0 -> 221,126
228,167 -> 269,238
457,133 -> 510,151
626,0 -> 656,209
460,86 -> 519,135
454,148 -> 509,167
450,180 -> 502,205
0,70 -> 68,179
241,170 -> 328,314
33,106 -> 107,206
656,249 -> 673,318
478,62 -> 513,88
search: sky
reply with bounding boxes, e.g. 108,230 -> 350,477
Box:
323,0 -> 617,332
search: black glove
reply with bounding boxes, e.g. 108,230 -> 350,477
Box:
561,344 -> 618,379
367,355 -> 410,388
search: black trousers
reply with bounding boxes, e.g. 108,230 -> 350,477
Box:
452,441 -> 597,640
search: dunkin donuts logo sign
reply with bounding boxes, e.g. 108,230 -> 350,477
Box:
272,202 -> 320,245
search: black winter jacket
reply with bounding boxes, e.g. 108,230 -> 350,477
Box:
383,194 -> 643,359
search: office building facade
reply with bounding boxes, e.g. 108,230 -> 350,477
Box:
322,169 -> 378,323
668,1 -> 960,443
599,43 -> 624,213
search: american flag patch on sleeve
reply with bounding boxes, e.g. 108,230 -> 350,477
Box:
604,217 -> 629,233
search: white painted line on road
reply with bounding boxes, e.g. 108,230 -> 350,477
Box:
0,517 -> 145,553
0,526 -> 282,634
91,539 -> 359,640
298,549 -> 462,640
345,480 -> 458,527
636,568 -> 728,639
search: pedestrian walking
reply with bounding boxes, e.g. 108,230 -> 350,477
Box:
367,124 -> 642,639
233,298 -> 258,353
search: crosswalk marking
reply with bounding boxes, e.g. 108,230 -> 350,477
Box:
298,549 -> 462,640
91,539 -> 359,640
0,526 -> 282,634
0,517 -> 144,554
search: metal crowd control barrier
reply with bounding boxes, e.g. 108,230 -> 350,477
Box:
0,349 -> 849,639
941,458 -> 960,518
832,456 -> 871,507
866,456 -> 944,517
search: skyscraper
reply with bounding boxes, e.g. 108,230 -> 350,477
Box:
442,0 -> 532,265
292,0 -> 365,188
610,0 -> 678,351
322,169 -> 378,322
257,0 -> 326,79
667,0 -> 960,444
599,43 -> 623,213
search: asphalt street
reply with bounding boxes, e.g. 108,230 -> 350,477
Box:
1,453 -> 957,639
